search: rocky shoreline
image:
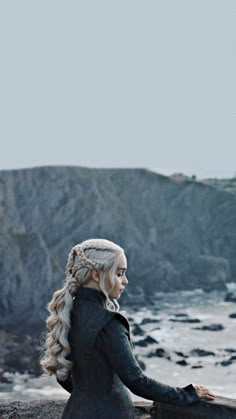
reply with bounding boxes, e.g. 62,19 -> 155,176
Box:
1,289 -> 236,388
0,330 -> 42,384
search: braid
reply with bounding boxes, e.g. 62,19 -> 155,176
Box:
65,273 -> 78,297
73,244 -> 108,270
65,248 -> 77,275
64,244 -> 107,296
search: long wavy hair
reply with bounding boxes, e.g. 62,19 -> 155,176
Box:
40,238 -> 125,381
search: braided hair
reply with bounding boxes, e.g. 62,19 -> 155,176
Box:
40,238 -> 125,381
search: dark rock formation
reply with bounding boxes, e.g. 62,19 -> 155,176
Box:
229,312 -> 236,318
0,166 -> 236,335
192,324 -> 224,331
131,324 -> 145,336
134,336 -> 158,347
147,347 -> 171,360
140,318 -> 160,325
225,291 -> 236,303
127,316 -> 135,322
0,330 -> 42,378
216,359 -> 233,366
216,354 -> 236,366
176,359 -> 188,366
190,349 -> 215,357
191,364 -> 203,369
174,351 -> 188,358
169,317 -> 201,323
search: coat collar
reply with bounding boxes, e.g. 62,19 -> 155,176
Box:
74,286 -> 131,344
76,286 -> 107,307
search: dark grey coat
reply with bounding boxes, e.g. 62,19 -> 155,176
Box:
57,287 -> 200,419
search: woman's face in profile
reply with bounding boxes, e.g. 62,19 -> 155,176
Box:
105,253 -> 128,300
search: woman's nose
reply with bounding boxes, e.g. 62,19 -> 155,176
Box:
123,276 -> 128,285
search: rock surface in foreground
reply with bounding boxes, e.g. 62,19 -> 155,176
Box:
1,397 -> 236,419
0,400 -> 152,419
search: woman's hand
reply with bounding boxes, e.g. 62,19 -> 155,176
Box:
194,385 -> 216,400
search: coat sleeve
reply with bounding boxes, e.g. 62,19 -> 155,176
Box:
96,315 -> 200,406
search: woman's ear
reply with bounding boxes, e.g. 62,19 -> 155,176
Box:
91,269 -> 100,283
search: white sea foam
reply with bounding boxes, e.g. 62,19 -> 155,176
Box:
226,282 -> 236,291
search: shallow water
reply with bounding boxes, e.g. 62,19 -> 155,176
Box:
129,287 -> 236,401
1,286 -> 236,402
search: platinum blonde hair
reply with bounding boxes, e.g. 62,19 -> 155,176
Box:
40,238 -> 125,381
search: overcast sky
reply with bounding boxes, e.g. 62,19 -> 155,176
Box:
0,1 -> 235,179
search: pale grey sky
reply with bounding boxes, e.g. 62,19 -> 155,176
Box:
0,1 -> 235,179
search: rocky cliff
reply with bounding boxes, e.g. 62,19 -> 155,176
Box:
0,166 -> 235,334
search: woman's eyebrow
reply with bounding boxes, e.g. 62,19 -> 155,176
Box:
117,267 -> 127,271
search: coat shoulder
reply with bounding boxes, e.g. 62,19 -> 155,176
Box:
111,311 -> 130,334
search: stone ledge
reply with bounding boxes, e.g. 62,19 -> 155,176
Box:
0,397 -> 236,419
151,396 -> 236,419
0,400 -> 152,419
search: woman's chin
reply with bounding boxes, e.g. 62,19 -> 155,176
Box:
108,289 -> 123,300
110,293 -> 120,300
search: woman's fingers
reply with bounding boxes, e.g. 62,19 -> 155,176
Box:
204,393 -> 216,400
194,385 -> 216,400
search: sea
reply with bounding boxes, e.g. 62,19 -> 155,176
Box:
1,283 -> 236,403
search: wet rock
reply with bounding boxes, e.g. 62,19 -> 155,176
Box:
140,318 -> 160,325
174,351 -> 189,358
176,359 -> 188,366
191,365 -> 203,369
134,339 -> 147,348
169,317 -> 201,323
190,349 -> 215,357
147,347 -> 171,360
131,324 -> 145,336
0,330 -> 41,377
3,344 -> 41,376
229,313 -> 236,318
216,359 -> 232,366
149,326 -> 161,332
225,291 -> 236,303
0,369 -> 12,383
134,336 -> 158,347
151,307 -> 160,314
127,316 -> 135,323
192,324 -> 224,331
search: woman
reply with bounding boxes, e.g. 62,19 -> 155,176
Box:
40,238 -> 215,419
